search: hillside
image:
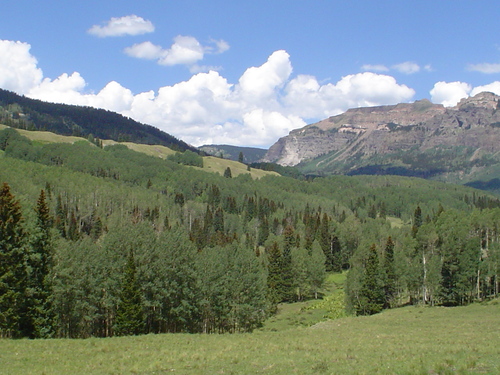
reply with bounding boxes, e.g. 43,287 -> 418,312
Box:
2,115 -> 500,345
263,92 -> 500,191
0,88 -> 196,152
0,125 -> 277,180
199,144 -> 268,164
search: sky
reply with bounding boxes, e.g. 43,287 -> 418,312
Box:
1,1 -> 500,148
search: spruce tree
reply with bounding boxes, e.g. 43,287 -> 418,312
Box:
358,244 -> 385,315
28,189 -> 55,338
412,205 -> 422,237
266,241 -> 283,308
0,183 -> 28,337
114,251 -> 144,336
280,225 -> 296,302
383,236 -> 397,308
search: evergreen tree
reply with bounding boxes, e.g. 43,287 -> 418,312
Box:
28,189 -> 55,338
238,151 -> 244,164
223,167 -> 232,178
114,251 -> 144,336
383,236 -> 397,308
266,241 -> 283,308
280,225 -> 296,302
357,244 -> 385,315
0,183 -> 29,337
412,205 -> 422,237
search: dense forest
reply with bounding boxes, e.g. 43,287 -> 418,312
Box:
0,88 -> 196,152
1,127 -> 500,339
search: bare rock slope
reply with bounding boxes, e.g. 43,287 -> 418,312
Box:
263,92 -> 500,184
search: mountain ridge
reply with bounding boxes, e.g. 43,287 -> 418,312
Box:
262,92 -> 500,188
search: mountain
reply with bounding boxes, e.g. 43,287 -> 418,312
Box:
263,92 -> 500,189
0,88 -> 196,152
198,144 -> 267,164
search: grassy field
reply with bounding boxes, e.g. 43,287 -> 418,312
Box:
0,125 -> 277,180
2,296 -> 499,373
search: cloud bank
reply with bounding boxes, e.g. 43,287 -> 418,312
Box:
6,38 -> 498,148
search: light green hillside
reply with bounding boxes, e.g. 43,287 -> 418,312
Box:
0,125 -> 278,179
201,156 -> 279,179
0,124 -> 88,144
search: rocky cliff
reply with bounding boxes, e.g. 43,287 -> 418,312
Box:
263,92 -> 500,186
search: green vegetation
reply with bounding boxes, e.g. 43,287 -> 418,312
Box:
2,121 -> 500,375
1,302 -> 499,374
199,144 -> 267,164
0,88 -> 194,151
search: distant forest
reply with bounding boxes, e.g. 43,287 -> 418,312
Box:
0,88 -> 196,152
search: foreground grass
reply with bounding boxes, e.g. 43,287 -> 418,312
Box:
2,302 -> 499,374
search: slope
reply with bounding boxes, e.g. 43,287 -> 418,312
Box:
0,88 -> 195,152
264,92 -> 500,191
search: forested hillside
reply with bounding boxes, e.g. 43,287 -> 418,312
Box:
1,127 -> 500,339
0,89 -> 195,152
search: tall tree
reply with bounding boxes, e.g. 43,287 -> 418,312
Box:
114,251 -> 144,336
0,183 -> 29,337
383,236 -> 396,308
358,244 -> 385,315
28,189 -> 55,338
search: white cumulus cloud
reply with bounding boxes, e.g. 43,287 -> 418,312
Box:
470,81 -> 500,96
158,36 -> 204,66
237,50 -> 292,105
124,41 -> 163,60
430,81 -> 472,107
88,15 -> 154,37
0,40 -> 43,94
124,36 -> 229,70
0,39 -> 422,148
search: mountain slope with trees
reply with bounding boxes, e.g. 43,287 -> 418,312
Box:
0,88 -> 196,152
1,126 -> 500,339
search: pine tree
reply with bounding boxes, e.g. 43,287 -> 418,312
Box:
223,167 -> 232,178
412,205 -> 422,237
0,183 -> 28,337
266,241 -> 283,308
358,244 -> 385,315
280,225 -> 296,302
383,236 -> 397,308
114,251 -> 144,336
28,189 -> 55,338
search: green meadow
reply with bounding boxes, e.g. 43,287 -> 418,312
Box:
2,301 -> 499,374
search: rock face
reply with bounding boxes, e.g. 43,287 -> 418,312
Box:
263,92 -> 500,182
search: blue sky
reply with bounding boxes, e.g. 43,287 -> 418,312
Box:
1,0 -> 500,148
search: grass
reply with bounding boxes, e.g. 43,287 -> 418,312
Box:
0,125 -> 278,180
1,302 -> 499,374
200,156 -> 279,179
3,271 -> 498,374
